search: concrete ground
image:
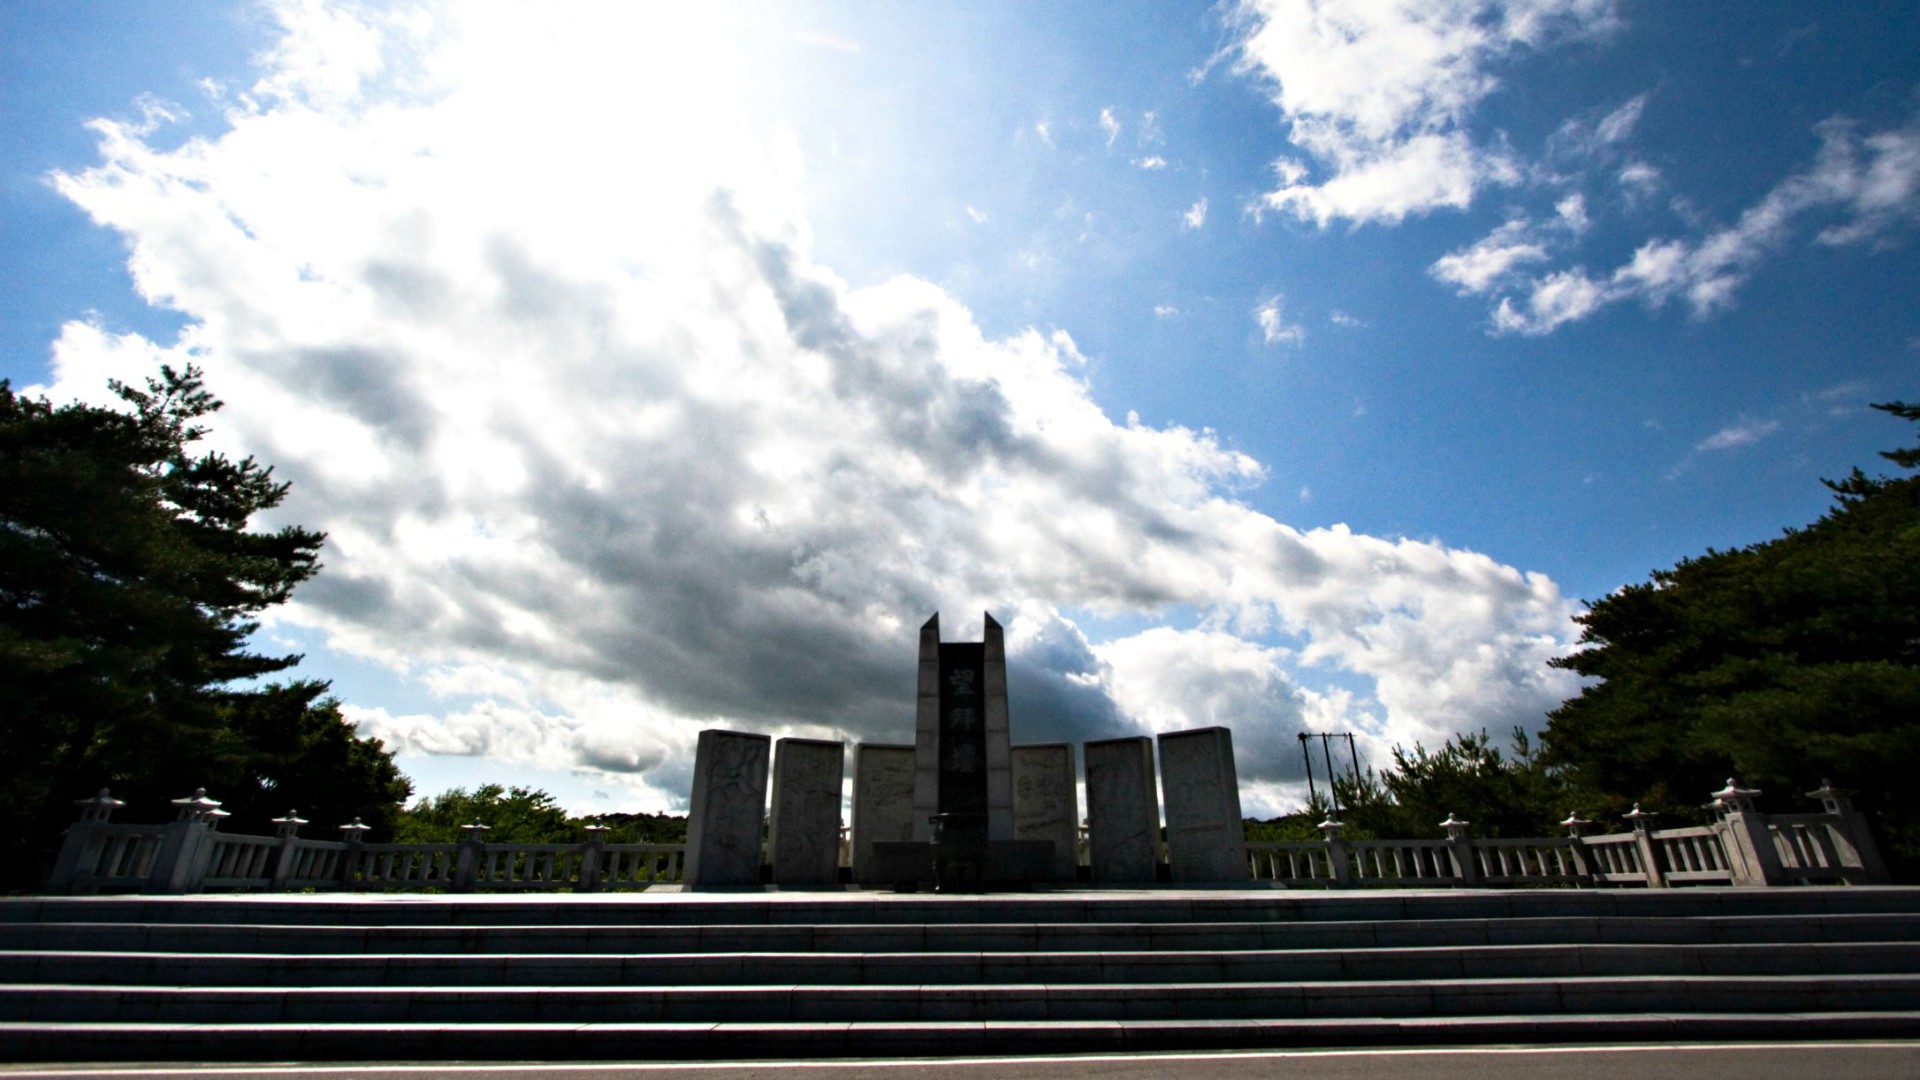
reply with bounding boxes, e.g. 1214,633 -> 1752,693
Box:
3,1043 -> 1919,1080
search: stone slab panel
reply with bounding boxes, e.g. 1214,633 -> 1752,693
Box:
1157,726 -> 1249,883
910,615 -> 941,842
684,729 -> 771,889
769,737 -> 845,886
982,613 -> 1014,841
851,743 -> 917,883
1083,736 -> 1160,883
1012,742 -> 1079,881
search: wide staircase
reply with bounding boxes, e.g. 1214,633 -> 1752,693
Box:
3,887 -> 1919,1061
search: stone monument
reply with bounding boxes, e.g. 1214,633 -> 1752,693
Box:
1157,726 -> 1249,883
769,737 -> 845,885
849,742 -> 915,883
1084,735 -> 1160,883
684,729 -> 771,889
1012,742 -> 1079,882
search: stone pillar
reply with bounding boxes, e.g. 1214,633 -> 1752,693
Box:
148,788 -> 227,895
910,612 -> 1014,843
685,729 -> 772,889
268,811 -> 306,891
982,614 -> 1015,841
1084,736 -> 1160,883
851,743 -> 916,883
770,737 -> 845,886
1808,781 -> 1891,885
1711,778 -> 1786,887
1012,743 -> 1078,881
578,824 -> 608,893
1440,813 -> 1478,885
46,789 -> 125,894
910,615 -> 942,843
1157,727 -> 1249,884
1624,804 -> 1667,888
1319,816 -> 1354,887
337,818 -> 370,887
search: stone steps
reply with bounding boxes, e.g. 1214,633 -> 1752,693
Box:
10,941 -> 1919,987
7,973 -> 1920,1023
4,1013 -> 1919,1061
4,888 -> 1918,1060
7,912 -> 1916,953
11,887 -> 1920,925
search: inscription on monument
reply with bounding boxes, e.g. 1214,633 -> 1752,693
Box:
937,642 -> 988,816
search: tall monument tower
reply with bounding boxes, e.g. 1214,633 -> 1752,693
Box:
910,613 -> 1014,842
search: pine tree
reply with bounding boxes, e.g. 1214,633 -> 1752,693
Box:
1,365 -> 408,887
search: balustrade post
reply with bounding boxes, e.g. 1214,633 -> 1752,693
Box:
454,822 -> 489,893
578,824 -> 608,893
148,788 -> 228,894
337,819 -> 371,888
268,811 -> 307,891
1711,779 -> 1786,887
1318,817 -> 1353,888
46,789 -> 125,894
1624,804 -> 1667,888
1560,812 -> 1594,884
1807,781 -> 1890,884
1440,814 -> 1478,886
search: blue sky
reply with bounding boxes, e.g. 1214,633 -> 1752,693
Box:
5,1 -> 1918,816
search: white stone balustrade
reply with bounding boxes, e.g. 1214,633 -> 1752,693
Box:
45,771 -> 1893,894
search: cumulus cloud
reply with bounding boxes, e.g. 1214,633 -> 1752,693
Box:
1231,0 -> 1620,226
1134,155 -> 1168,170
1443,113 -> 1920,334
1182,197 -> 1209,229
38,1 -> 1583,811
1099,107 -> 1121,148
1254,293 -> 1306,345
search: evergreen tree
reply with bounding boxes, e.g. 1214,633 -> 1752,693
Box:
1,366 -> 408,887
1542,403 -> 1920,863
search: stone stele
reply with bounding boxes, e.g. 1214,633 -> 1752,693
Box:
850,743 -> 916,884
769,737 -> 845,886
1083,735 -> 1160,883
1157,726 -> 1249,883
910,612 -> 1014,842
1012,742 -> 1079,882
684,729 -> 771,889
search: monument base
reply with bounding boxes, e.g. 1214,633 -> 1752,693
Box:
866,840 -> 1061,889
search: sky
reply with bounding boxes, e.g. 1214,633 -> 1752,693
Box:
4,1 -> 1918,819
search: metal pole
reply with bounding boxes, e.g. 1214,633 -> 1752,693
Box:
1320,734 -> 1343,819
1298,733 -> 1319,814
1345,733 -> 1361,786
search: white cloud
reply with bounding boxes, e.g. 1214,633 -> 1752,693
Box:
965,205 -> 989,224
1328,310 -> 1363,327
1099,106 -> 1121,148
1696,417 -> 1782,452
1153,304 -> 1180,318
1254,293 -> 1306,345
1231,0 -> 1620,225
39,0 -> 1583,810
1182,197 -> 1209,229
1134,155 -> 1168,170
1034,119 -> 1055,147
1429,218 -> 1549,294
1465,113 -> 1920,334
1555,192 -> 1590,234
